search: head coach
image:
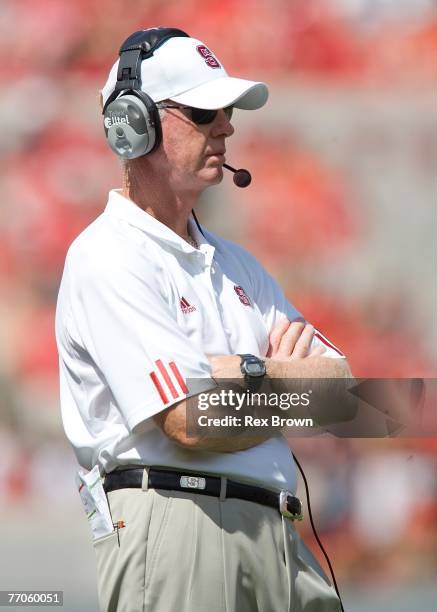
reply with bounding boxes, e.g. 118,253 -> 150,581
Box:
55,27 -> 349,612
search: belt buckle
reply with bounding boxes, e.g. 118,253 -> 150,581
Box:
279,490 -> 303,521
180,475 -> 206,490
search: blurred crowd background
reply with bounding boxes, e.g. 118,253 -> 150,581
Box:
0,0 -> 436,610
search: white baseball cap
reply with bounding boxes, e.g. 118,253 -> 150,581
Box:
101,34 -> 269,111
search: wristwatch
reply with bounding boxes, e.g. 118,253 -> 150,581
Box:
238,354 -> 266,389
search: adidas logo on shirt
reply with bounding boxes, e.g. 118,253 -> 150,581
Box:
180,297 -> 196,314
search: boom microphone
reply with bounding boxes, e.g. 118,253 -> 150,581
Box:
223,163 -> 252,188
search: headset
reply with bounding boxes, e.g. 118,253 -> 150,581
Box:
102,26 -> 253,186
102,27 -> 189,159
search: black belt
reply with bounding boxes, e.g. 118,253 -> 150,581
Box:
103,467 -> 303,521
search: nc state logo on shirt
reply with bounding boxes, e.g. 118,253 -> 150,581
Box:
234,285 -> 251,306
196,45 -> 221,69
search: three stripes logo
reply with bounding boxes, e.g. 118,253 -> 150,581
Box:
180,296 -> 196,314
149,359 -> 188,406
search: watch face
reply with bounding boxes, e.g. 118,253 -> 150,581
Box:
246,362 -> 265,377
239,355 -> 266,379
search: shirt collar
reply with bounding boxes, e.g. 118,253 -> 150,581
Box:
104,189 -> 212,255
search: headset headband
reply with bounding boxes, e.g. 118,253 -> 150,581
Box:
103,27 -> 189,112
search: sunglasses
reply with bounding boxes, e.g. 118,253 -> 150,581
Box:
156,103 -> 233,125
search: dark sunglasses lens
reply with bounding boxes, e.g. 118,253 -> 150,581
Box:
190,106 -> 234,125
190,108 -> 218,124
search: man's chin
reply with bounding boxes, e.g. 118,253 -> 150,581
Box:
201,166 -> 224,186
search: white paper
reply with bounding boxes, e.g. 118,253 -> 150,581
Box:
75,465 -> 114,540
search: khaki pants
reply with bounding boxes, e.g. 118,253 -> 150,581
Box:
94,485 -> 341,612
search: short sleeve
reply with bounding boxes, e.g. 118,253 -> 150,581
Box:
67,254 -> 217,431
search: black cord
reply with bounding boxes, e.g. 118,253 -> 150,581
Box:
292,452 -> 345,612
191,209 -> 205,237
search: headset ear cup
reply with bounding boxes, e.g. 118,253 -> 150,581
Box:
103,91 -> 161,159
135,90 -> 162,154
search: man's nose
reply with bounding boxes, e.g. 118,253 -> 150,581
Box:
211,109 -> 235,138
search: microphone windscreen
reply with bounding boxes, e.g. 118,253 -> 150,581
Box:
233,169 -> 252,188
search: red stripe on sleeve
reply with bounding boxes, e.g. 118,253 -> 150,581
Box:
181,297 -> 190,308
169,362 -> 189,394
149,371 -> 169,404
314,331 -> 344,356
156,359 -> 179,399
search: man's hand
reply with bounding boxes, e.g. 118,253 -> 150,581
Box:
207,319 -> 326,378
267,318 -> 326,360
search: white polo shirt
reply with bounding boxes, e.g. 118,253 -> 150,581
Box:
55,189 -> 344,492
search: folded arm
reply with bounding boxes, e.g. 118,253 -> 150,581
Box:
153,320 -> 352,451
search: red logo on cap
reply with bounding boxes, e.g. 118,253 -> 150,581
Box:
196,45 -> 220,69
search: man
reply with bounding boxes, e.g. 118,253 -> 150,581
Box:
56,27 -> 348,612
